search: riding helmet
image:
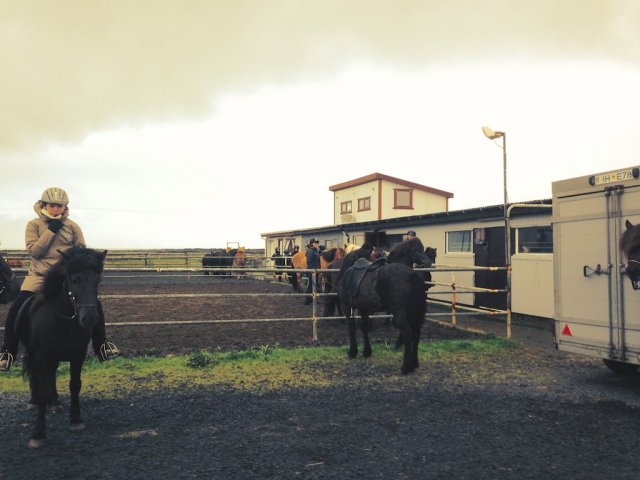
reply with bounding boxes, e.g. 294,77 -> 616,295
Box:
40,187 -> 69,206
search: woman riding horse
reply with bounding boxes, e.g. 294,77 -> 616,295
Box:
0,187 -> 119,371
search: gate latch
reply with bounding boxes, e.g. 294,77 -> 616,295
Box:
583,264 -> 611,277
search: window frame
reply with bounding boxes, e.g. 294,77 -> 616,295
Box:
393,189 -> 413,209
357,196 -> 371,212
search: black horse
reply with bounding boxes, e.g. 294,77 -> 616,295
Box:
621,219 -> 640,290
202,248 -> 238,276
0,252 -> 22,304
16,247 -> 107,448
337,238 -> 434,374
323,240 -> 434,318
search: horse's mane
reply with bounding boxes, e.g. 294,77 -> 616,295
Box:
320,247 -> 344,263
41,247 -> 106,299
388,238 -> 425,261
620,223 -> 640,258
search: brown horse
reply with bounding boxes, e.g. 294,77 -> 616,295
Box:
319,247 -> 346,293
291,250 -> 308,293
232,248 -> 247,279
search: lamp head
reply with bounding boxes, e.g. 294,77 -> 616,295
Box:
482,126 -> 504,140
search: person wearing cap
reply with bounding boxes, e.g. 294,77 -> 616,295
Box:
304,238 -> 321,304
407,230 -> 417,240
0,187 -> 120,372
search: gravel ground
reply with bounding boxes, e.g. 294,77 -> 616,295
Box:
1,275 -> 640,479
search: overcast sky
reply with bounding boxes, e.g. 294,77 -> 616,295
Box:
2,1 -> 639,250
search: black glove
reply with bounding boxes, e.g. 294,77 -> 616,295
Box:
48,219 -> 64,233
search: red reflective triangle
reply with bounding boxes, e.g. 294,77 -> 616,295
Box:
562,324 -> 572,336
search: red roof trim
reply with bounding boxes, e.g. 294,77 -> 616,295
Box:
328,172 -> 453,199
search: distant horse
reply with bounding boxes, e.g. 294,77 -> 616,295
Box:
202,248 -> 238,276
7,258 -> 24,268
621,219 -> 640,290
337,238 -> 434,374
232,248 -> 247,279
291,250 -> 308,293
0,252 -> 22,304
16,247 -> 107,448
344,243 -> 359,254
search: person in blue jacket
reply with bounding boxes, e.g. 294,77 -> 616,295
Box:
304,238 -> 321,304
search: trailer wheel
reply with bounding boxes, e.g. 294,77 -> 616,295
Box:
603,359 -> 640,374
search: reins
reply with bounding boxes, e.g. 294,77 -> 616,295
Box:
55,275 -> 98,320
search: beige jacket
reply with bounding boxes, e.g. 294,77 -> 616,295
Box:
22,202 -> 86,292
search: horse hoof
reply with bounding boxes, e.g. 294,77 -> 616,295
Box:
363,350 -> 372,358
70,422 -> 86,432
28,438 -> 46,449
347,351 -> 357,359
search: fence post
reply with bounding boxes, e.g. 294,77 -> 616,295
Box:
451,271 -> 457,328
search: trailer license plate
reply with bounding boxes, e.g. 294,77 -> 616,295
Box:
590,168 -> 639,186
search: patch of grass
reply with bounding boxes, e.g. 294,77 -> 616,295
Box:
0,338 -> 516,397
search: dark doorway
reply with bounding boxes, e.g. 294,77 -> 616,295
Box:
473,226 -> 511,310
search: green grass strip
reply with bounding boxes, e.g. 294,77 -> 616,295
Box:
0,338 -> 515,396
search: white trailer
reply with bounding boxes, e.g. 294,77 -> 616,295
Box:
553,165 -> 640,373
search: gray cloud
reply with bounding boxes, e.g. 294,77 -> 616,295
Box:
2,0 -> 638,154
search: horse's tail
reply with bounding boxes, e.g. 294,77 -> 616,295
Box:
410,271 -> 427,322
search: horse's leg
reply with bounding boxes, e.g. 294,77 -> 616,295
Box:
69,358 -> 85,431
361,311 -> 372,358
346,307 -> 358,359
29,357 -> 56,448
395,313 -> 416,375
411,325 -> 421,370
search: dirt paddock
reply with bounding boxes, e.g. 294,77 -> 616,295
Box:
2,275 -> 640,479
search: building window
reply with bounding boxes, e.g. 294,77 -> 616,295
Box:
394,189 -> 413,209
358,197 -> 371,212
517,226 -> 553,253
341,201 -> 352,214
447,230 -> 472,253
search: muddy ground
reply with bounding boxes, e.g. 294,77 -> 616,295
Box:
1,274 -> 640,479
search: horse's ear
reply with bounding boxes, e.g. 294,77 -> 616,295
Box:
626,219 -> 634,230
100,250 -> 108,262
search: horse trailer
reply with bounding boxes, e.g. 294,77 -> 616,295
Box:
553,165 -> 640,373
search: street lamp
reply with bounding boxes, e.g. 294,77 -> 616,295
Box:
481,126 -> 509,264
482,125 -> 511,338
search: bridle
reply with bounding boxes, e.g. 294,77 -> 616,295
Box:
626,258 -> 640,290
57,273 -> 99,320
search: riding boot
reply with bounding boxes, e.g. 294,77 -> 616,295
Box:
0,291 -> 33,371
92,300 -> 121,362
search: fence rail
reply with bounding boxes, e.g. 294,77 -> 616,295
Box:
1,263 -> 512,340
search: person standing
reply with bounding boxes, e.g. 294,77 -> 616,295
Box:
287,245 -> 300,292
304,238 -> 321,304
0,187 -> 119,371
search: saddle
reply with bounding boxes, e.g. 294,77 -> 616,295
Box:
343,257 -> 387,301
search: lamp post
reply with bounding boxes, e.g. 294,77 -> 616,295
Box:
482,126 -> 511,338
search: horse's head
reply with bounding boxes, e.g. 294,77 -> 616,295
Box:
0,253 -> 15,284
621,220 -> 640,290
55,247 -> 107,329
388,238 -> 432,268
425,247 -> 437,265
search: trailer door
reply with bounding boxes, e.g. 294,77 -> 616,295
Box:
553,168 -> 640,363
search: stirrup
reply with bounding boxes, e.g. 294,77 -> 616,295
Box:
0,351 -> 14,371
99,342 -> 121,361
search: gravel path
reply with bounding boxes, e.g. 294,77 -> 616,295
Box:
2,277 -> 640,479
